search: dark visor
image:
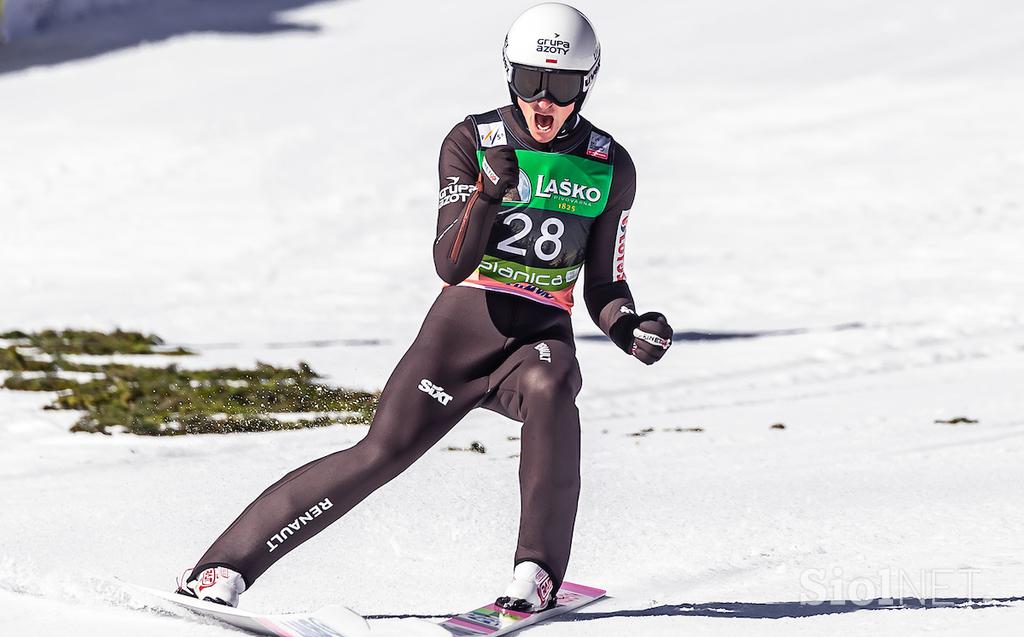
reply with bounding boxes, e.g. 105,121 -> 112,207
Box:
509,65 -> 586,107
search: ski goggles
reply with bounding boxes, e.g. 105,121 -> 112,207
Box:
508,64 -> 589,107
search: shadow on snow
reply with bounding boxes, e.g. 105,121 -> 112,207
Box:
0,0 -> 341,75
169,323 -> 868,352
577,321 -> 866,343
365,596 -> 1024,622
561,596 -> 1024,621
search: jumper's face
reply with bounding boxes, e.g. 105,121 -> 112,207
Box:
517,97 -> 575,144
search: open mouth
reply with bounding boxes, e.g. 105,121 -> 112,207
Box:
534,113 -> 554,133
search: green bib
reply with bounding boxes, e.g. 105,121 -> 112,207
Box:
461,110 -> 616,311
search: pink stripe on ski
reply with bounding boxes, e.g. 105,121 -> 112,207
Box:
559,581 -> 606,597
255,618 -> 300,637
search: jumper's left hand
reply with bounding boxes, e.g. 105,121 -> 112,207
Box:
630,312 -> 673,365
609,308 -> 673,364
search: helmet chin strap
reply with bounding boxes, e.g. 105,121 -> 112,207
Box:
508,87 -> 585,143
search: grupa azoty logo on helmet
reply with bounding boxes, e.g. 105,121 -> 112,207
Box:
536,35 -> 571,56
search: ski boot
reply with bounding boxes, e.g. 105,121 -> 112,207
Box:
176,566 -> 246,607
495,561 -> 556,612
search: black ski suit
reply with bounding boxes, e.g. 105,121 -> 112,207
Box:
190,105 -> 644,593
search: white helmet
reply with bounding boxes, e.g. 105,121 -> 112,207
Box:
503,3 -> 601,112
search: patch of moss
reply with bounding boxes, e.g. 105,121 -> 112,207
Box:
76,413 -> 364,436
446,441 -> 487,454
0,347 -> 58,372
935,416 -> 978,425
13,329 -> 193,356
1,329 -> 377,435
51,362 -> 378,435
3,374 -> 81,392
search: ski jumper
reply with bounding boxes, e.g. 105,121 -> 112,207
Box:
191,105 -> 638,593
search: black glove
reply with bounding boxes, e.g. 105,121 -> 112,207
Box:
478,146 -> 520,203
609,309 -> 673,365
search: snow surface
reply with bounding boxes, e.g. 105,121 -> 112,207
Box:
2,0 -> 1024,635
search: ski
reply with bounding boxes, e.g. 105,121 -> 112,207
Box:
122,581 -> 370,637
122,579 -> 603,636
432,581 -> 605,636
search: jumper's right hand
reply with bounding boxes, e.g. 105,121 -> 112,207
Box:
479,146 -> 520,203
